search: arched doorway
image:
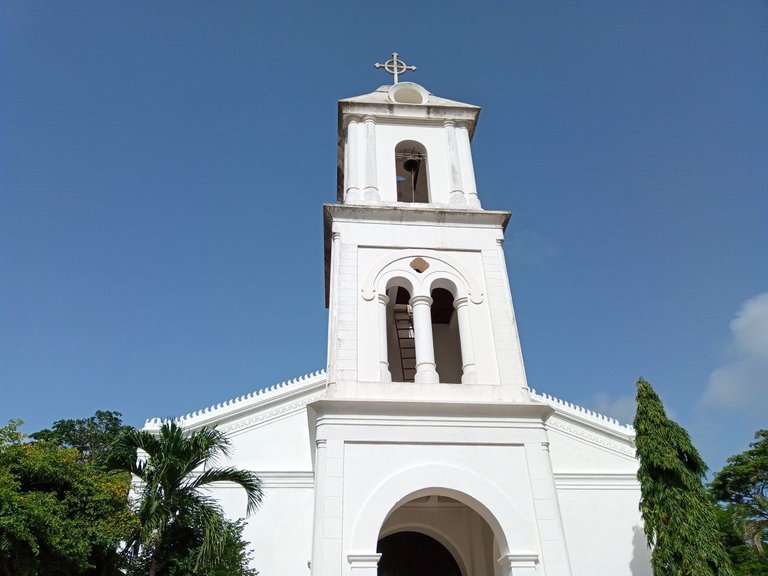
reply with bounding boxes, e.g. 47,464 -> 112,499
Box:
377,494 -> 498,576
377,531 -> 461,576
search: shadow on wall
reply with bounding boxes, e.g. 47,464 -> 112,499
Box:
630,525 -> 652,576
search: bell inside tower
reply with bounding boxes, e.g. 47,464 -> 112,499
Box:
395,140 -> 429,203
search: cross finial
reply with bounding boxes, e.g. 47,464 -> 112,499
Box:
374,52 -> 417,85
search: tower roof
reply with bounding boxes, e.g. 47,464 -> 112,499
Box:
338,83 -> 481,137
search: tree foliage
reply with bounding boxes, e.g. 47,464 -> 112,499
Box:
715,506 -> 768,576
30,410 -> 136,469
0,420 -> 136,576
711,430 -> 768,569
112,421 -> 263,576
126,518 -> 258,576
634,378 -> 733,576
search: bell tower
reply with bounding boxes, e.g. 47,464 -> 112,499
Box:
312,56 -> 573,576
324,54 -> 530,401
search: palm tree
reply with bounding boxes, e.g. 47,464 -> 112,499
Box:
113,421 -> 262,576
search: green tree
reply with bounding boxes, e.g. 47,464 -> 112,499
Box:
0,420 -> 136,576
715,506 -> 768,576
633,378 -> 733,576
112,421 -> 263,576
711,430 -> 768,569
126,519 -> 258,576
30,410 -> 135,469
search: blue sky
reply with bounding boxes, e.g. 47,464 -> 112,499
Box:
2,1 -> 766,472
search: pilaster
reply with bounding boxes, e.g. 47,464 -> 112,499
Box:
344,116 -> 362,203
444,119 -> 467,206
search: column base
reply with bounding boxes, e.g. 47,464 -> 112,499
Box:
449,189 -> 467,206
461,367 -> 477,384
345,187 -> 363,203
363,187 -> 380,201
415,365 -> 440,384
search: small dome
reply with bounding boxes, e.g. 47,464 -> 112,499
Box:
388,82 -> 430,105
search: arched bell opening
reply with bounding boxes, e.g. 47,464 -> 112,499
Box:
377,494 -> 498,576
385,284 -> 415,382
431,287 -> 463,383
395,140 -> 429,203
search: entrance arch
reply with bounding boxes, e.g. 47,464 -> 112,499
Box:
349,463 -> 539,575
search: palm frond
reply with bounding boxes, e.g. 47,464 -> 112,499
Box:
188,466 -> 263,516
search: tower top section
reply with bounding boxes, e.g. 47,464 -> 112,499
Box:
336,83 -> 481,206
338,84 -> 480,132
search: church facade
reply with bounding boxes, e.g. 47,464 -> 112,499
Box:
144,68 -> 651,576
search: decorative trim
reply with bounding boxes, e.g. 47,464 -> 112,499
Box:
257,471 -> 315,489
221,390 -> 326,434
497,553 -> 539,568
347,554 -> 382,568
143,369 -> 327,431
360,249 -> 484,304
530,388 -> 636,457
162,470 -> 314,489
546,416 -> 636,457
554,472 -> 639,491
530,388 -> 634,434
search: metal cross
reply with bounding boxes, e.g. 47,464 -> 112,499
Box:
374,52 -> 417,85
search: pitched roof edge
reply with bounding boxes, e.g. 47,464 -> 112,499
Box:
531,388 -> 635,438
143,369 -> 327,431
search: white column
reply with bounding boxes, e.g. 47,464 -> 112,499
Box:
531,440 -> 572,575
410,295 -> 439,384
378,293 -> 392,382
345,117 -> 362,203
310,439 -> 328,576
496,237 -> 530,395
362,115 -> 379,201
453,296 -> 477,384
456,122 -> 481,208
326,231 -> 340,384
444,120 -> 466,206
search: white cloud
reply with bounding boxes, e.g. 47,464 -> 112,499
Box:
703,293 -> 768,413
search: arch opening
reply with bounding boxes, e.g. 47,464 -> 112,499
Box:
377,493 -> 499,576
431,287 -> 463,383
385,285 -> 415,382
395,140 -> 429,203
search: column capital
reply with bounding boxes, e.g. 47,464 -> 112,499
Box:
316,439 -> 327,448
347,553 -> 382,569
409,295 -> 433,307
443,119 -> 457,128
362,114 -> 377,124
453,296 -> 469,309
332,231 -> 341,241
497,553 -> 539,575
344,114 -> 362,127
377,293 -> 390,305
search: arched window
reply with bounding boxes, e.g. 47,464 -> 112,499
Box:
395,140 -> 429,203
430,287 -> 463,383
385,286 -> 415,382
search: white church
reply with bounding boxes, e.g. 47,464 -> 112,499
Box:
144,55 -> 651,576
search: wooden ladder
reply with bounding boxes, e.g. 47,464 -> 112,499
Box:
393,304 -> 416,382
